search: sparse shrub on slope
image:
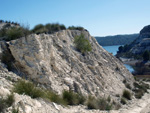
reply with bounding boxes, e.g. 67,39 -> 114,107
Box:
6,27 -> 24,41
13,80 -> 67,105
62,90 -> 85,105
44,90 -> 67,105
12,107 -> 19,113
122,90 -> 132,100
0,93 -> 15,112
0,26 -> 30,41
13,80 -> 44,98
133,81 -> 150,99
87,96 -> 112,110
74,34 -> 92,54
120,97 -> 126,105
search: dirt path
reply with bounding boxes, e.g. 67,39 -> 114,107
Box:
111,84 -> 150,113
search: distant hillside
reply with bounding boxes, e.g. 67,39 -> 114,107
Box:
117,25 -> 150,59
95,34 -> 139,46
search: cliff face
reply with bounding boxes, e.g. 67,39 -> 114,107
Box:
6,30 -> 133,97
129,25 -> 150,54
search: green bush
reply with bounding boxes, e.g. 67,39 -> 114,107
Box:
87,96 -> 112,110
13,80 -> 44,98
125,83 -> 132,90
32,24 -> 48,34
12,107 -> 19,113
32,23 -> 66,34
133,82 -> 150,99
120,97 -> 126,105
97,98 -> 112,110
68,26 -> 84,31
13,80 -> 67,106
0,93 -> 14,112
45,91 -> 67,105
62,90 -> 85,105
74,34 -> 92,54
0,26 -> 30,41
122,90 -> 132,100
87,96 -> 97,109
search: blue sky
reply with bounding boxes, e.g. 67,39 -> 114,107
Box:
1,0 -> 150,36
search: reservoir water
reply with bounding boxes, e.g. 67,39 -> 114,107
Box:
103,45 -> 134,73
103,45 -> 120,56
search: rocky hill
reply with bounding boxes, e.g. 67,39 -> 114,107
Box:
5,30 -> 134,97
95,34 -> 138,46
117,25 -> 150,58
0,66 -> 150,113
130,25 -> 150,54
0,22 -> 138,112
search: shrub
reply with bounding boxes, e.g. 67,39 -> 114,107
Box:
32,23 -> 66,34
87,96 -> 112,110
125,83 -> 132,90
62,90 -> 85,105
13,80 -> 67,106
120,97 -> 126,105
5,93 -> 14,107
6,27 -> 23,40
87,96 -> 97,109
0,98 -> 5,112
12,107 -> 19,113
0,93 -> 14,112
0,28 -> 7,38
32,24 -> 48,34
97,98 -> 112,110
68,26 -> 84,31
74,34 -> 92,54
45,91 -> 67,105
133,82 -> 150,99
13,80 -> 44,98
122,90 -> 132,100
0,26 -> 30,41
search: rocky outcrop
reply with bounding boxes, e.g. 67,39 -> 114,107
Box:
6,30 -> 133,98
127,25 -> 150,54
0,65 -> 149,113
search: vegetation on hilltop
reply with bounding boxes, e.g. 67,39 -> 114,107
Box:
0,26 -> 30,41
68,26 -> 84,31
32,23 -> 66,34
95,34 -> 138,46
0,19 -> 20,26
0,20 -> 86,41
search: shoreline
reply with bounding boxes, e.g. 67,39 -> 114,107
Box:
119,57 -> 140,66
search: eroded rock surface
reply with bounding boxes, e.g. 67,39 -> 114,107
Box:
7,30 -> 133,97
0,66 -> 149,113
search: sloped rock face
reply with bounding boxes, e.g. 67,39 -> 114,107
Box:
129,25 -> 150,54
7,30 -> 133,97
0,62 -> 149,113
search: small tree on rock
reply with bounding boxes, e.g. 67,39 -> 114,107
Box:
74,34 -> 92,54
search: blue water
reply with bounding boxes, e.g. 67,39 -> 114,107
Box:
124,64 -> 134,73
103,45 -> 121,56
103,45 -> 134,73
